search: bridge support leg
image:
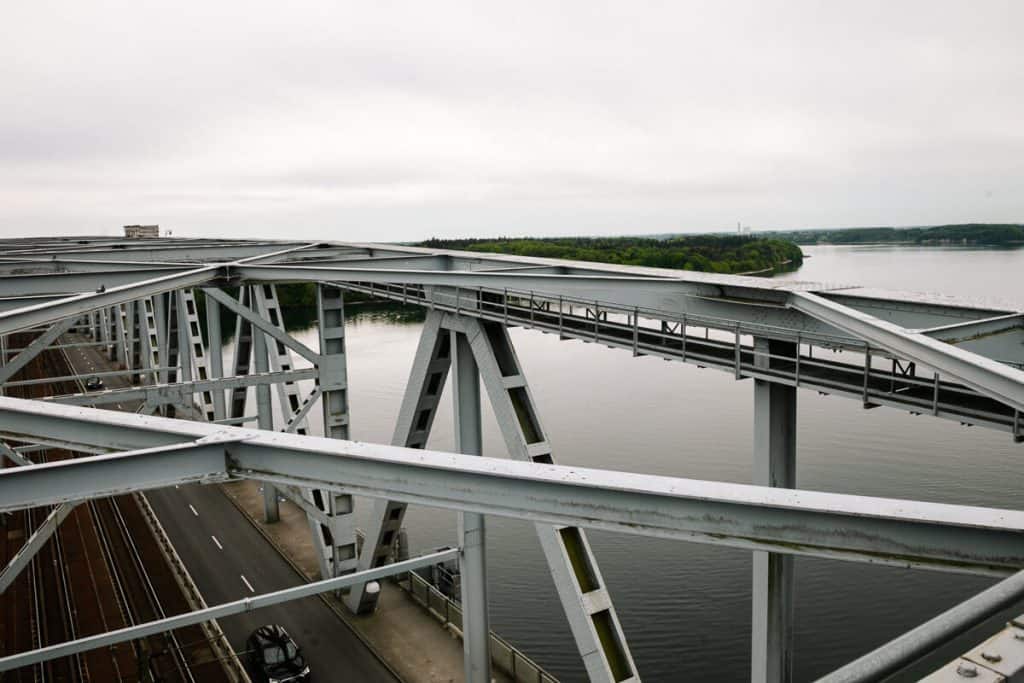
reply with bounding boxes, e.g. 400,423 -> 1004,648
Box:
311,285 -> 358,579
202,290 -> 227,421
252,298 -> 279,523
227,287 -> 254,422
752,338 -> 797,683
114,304 -> 127,369
453,330 -> 492,683
459,314 -> 638,683
346,311 -> 450,613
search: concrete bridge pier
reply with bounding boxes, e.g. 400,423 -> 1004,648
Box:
752,338 -> 797,683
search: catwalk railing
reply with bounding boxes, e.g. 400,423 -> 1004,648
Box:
338,280 -> 1024,439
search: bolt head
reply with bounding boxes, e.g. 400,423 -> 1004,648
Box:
956,663 -> 979,678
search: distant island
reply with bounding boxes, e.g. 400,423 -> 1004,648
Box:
417,235 -> 804,275
767,223 -> 1024,246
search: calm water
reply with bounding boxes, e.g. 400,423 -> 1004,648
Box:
228,245 -> 1024,682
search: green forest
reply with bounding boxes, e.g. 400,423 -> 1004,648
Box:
771,223 -> 1024,246
417,235 -> 803,274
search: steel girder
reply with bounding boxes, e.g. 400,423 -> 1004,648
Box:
0,266 -> 218,335
346,310 -> 452,613
791,292 -> 1024,413
0,398 -> 1022,576
451,312 -> 639,682
0,548 -> 460,673
44,368 -> 317,407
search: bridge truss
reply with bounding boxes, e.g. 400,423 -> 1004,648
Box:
0,236 -> 1023,682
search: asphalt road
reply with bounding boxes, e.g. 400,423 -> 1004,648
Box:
63,333 -> 399,683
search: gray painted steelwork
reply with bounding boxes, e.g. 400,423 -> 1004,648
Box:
0,235 -> 1022,681
0,397 -> 1022,577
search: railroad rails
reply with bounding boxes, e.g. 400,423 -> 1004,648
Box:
0,332 -> 230,682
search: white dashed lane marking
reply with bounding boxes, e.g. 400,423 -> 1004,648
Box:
241,575 -> 255,593
188,504 -> 199,517
211,536 -> 223,550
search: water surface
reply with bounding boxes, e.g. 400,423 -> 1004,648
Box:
226,245 -> 1024,681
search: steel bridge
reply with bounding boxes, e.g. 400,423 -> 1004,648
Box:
0,235 -> 1023,682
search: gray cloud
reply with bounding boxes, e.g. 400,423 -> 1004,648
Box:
1,0 -> 1022,240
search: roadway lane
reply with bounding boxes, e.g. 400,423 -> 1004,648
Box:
62,331 -> 399,683
146,485 -> 398,682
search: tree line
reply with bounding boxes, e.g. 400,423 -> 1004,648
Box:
417,235 -> 804,274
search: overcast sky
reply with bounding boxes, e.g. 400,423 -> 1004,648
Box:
2,1 -> 1022,241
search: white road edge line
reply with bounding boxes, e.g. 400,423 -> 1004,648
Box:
188,504 -> 199,517
241,575 -> 255,593
211,535 -> 223,550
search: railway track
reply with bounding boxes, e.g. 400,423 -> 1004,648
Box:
0,332 -> 232,682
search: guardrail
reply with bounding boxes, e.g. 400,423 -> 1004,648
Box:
398,571 -> 559,683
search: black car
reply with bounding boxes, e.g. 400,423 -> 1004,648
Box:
84,376 -> 104,391
246,625 -> 311,683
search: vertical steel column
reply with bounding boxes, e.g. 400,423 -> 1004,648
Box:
114,304 -> 127,368
253,301 -> 279,523
302,285 -> 358,579
452,330 -> 491,683
178,289 -> 216,421
125,302 -> 138,383
139,298 -> 161,386
106,307 -> 117,361
129,302 -> 142,384
251,283 -> 341,578
202,290 -> 227,421
252,285 -> 315,433
99,309 -> 112,360
347,311 -> 451,614
460,315 -> 638,683
228,287 -> 254,421
752,338 -> 797,683
154,293 -> 169,384
176,291 -> 194,398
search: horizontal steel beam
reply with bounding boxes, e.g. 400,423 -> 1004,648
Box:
0,398 -> 1021,576
0,267 -> 195,296
0,547 -> 458,672
3,367 -> 176,390
1,241 -> 308,263
44,368 -> 317,407
0,266 -> 219,335
920,313 -> 1024,344
0,439 -> 233,506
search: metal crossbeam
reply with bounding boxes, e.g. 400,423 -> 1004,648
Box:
347,310 -> 450,614
0,266 -> 218,336
205,286 -> 319,364
0,318 -> 76,384
451,312 -> 639,682
1,399 -> 1021,576
791,291 -> 1024,413
819,569 -> 1024,683
43,368 -> 317,407
919,313 -> 1024,343
0,548 -> 459,673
